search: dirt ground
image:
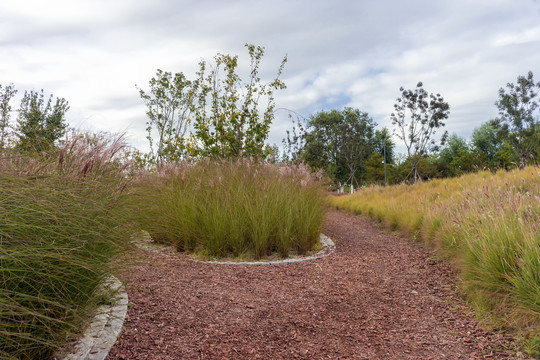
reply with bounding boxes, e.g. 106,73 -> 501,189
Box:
107,210 -> 524,359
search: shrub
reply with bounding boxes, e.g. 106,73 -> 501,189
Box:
131,159 -> 327,260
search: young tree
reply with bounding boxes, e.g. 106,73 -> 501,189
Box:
16,90 -> 69,153
191,44 -> 287,159
137,70 -> 194,165
0,83 -> 17,150
495,71 -> 540,168
391,82 -> 449,182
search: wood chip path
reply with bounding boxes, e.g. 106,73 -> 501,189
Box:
107,210 -> 523,359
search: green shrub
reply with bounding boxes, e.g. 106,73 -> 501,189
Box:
131,160 -> 327,260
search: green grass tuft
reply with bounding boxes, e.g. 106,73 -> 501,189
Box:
0,134 -> 131,359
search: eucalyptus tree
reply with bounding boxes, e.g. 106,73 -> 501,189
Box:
391,82 -> 449,182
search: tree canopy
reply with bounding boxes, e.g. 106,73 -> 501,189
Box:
303,107 -> 377,187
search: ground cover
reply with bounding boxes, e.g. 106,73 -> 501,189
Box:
330,166 -> 540,355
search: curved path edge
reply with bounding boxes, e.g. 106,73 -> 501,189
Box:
192,233 -> 335,265
133,232 -> 335,265
56,276 -> 128,360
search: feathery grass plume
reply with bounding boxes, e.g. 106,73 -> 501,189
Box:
129,159 -> 327,260
0,133 -> 132,359
329,166 -> 540,355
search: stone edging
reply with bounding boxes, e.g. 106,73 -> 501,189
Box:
56,276 -> 128,360
133,232 -> 335,265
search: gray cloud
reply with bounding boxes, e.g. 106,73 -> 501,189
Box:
1,0 -> 539,154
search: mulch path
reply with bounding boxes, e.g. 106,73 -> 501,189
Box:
107,210 -> 523,360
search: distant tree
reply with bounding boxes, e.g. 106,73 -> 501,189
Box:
0,83 -> 17,150
137,69 -> 194,165
303,107 -> 376,187
16,90 -> 69,153
471,119 -> 505,166
391,82 -> 449,182
449,149 -> 486,176
495,71 -> 540,168
365,152 -> 386,184
191,44 -> 287,159
436,133 -> 468,176
373,128 -> 395,165
281,113 -> 307,164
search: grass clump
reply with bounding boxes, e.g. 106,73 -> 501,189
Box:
0,135 -> 131,360
131,159 -> 327,260
329,166 -> 540,354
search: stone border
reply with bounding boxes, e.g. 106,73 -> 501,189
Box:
133,232 -> 335,265
56,276 -> 128,360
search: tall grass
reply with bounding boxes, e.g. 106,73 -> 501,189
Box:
0,135 -> 131,360
329,167 -> 540,351
130,159 -> 327,260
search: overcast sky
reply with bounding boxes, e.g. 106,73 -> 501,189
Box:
2,0 -> 539,155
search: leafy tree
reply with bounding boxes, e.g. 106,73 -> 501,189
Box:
365,152 -> 386,185
471,119 -> 505,166
436,133 -> 468,176
448,149 -> 486,176
16,90 -> 69,153
0,83 -> 17,150
391,82 -> 449,182
137,70 -> 194,165
191,44 -> 287,159
495,71 -> 540,168
303,107 -> 376,187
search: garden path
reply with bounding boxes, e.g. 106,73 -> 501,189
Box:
107,210 -> 521,359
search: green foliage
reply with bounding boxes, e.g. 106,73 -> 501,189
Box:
495,71 -> 540,168
137,70 -> 194,164
373,128 -> 395,165
129,160 -> 326,260
391,81 -> 450,182
0,134 -> 131,359
435,133 -> 485,177
16,90 -> 69,153
0,84 -> 17,150
191,44 -> 287,160
365,152 -> 385,184
303,107 -> 376,187
471,120 -> 505,166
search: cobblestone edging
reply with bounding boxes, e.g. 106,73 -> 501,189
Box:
57,276 -> 128,360
134,232 -> 335,265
